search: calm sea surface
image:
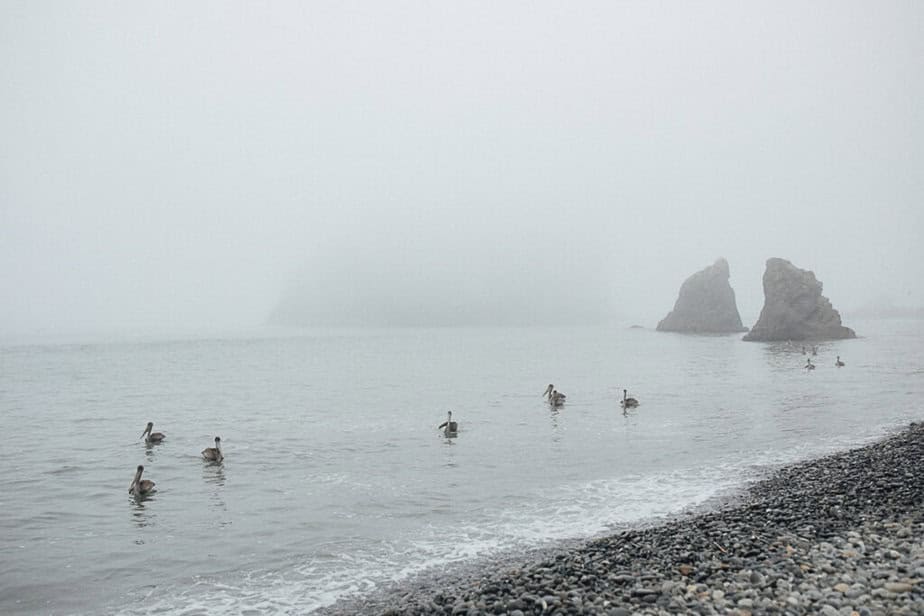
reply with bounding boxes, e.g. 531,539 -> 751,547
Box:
1,321 -> 922,614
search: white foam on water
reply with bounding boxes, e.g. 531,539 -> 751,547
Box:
112,463 -> 750,615
85,422 -> 924,616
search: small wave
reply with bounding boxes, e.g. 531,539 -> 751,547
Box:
113,466 -> 747,615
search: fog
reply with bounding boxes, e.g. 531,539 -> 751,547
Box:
2,2 -> 922,335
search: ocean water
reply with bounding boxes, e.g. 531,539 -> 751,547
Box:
1,320 -> 922,614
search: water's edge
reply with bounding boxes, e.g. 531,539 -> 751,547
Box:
317,420 -> 922,615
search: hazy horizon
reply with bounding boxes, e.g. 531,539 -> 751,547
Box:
2,2 -> 922,336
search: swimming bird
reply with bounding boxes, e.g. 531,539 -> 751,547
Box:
543,384 -> 566,406
805,358 -> 816,370
128,465 -> 155,497
835,356 -> 845,367
620,389 -> 639,408
202,436 -> 223,462
438,411 -> 458,437
140,422 -> 165,444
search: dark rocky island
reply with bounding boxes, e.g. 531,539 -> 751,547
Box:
743,258 -> 856,342
656,258 -> 747,334
319,422 -> 924,615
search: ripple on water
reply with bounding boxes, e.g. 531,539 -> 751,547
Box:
2,324 -> 922,616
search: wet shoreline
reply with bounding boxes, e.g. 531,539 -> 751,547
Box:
318,421 -> 924,615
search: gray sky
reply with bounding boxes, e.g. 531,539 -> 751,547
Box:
2,1 -> 922,334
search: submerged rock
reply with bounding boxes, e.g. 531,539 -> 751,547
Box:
656,258 -> 747,334
743,258 -> 856,342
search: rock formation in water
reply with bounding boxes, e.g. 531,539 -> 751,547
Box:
743,258 -> 856,342
656,258 -> 747,334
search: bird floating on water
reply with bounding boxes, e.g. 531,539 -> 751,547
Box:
543,384 -> 566,407
140,422 -> 165,444
805,358 -> 816,370
438,411 -> 458,438
835,356 -> 845,367
202,436 -> 223,462
620,389 -> 639,408
128,465 -> 155,497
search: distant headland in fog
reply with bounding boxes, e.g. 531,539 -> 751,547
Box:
268,268 -> 614,327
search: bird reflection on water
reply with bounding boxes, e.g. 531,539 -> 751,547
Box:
202,460 -> 226,487
131,498 -> 156,530
548,407 -> 562,444
202,463 -> 230,525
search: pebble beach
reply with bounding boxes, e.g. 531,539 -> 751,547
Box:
321,421 -> 924,615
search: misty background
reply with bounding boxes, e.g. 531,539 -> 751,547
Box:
1,2 -> 921,335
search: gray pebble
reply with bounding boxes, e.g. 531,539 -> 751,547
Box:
314,422 -> 924,616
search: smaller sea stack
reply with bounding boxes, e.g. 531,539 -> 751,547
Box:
657,258 -> 747,334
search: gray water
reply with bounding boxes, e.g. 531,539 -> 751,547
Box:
1,321 -> 921,614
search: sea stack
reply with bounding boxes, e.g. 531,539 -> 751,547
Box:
743,258 -> 856,342
656,258 -> 747,334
